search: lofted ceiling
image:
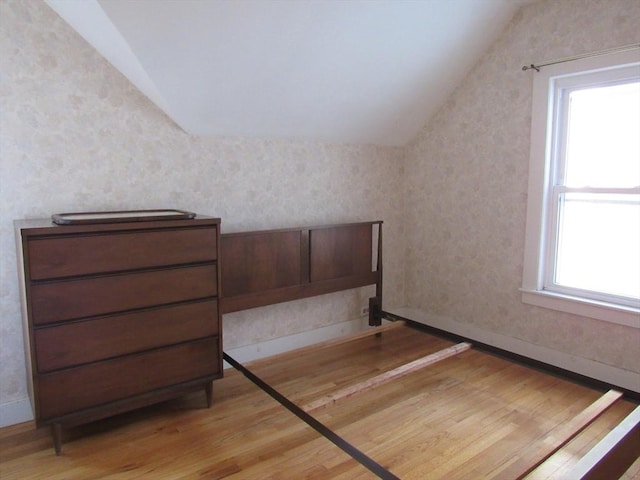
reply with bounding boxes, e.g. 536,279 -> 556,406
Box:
45,0 -> 533,146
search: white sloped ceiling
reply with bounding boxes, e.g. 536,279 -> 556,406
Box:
45,0 -> 533,146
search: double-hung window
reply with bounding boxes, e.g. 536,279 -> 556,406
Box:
522,49 -> 640,328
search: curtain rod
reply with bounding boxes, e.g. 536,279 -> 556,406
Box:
522,43 -> 640,72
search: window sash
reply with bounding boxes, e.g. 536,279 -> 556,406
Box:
544,187 -> 640,308
544,75 -> 640,307
521,48 -> 640,326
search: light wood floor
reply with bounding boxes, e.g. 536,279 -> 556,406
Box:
1,324 -> 638,479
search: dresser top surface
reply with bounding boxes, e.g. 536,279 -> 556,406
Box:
15,214 -> 220,236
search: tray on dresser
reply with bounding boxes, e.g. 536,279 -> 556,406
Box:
52,209 -> 196,225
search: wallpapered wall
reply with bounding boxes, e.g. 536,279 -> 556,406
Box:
404,0 -> 640,373
0,0 -> 406,416
1,0 -> 639,425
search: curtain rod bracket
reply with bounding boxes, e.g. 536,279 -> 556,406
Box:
522,64 -> 540,72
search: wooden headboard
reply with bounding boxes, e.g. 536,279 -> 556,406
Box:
220,221 -> 383,326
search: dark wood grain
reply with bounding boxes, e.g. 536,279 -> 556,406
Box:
310,224 -> 372,282
35,299 -> 218,372
220,221 -> 381,314
15,215 -> 222,453
38,337 -> 219,419
27,227 -> 217,280
221,230 -> 301,297
222,272 -> 379,313
30,264 -> 217,325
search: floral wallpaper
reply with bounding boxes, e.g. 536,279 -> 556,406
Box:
0,0 -> 405,415
403,0 -> 640,372
1,0 -> 639,426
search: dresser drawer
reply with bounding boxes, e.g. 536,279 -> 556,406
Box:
30,264 -> 217,325
35,299 -> 218,372
27,227 -> 217,280
38,337 -> 220,419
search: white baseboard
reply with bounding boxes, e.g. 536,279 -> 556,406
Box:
0,397 -> 33,428
224,316 -> 373,367
392,307 -> 640,393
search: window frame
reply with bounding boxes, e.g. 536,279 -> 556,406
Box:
521,49 -> 640,328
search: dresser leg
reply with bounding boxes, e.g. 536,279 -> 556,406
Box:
205,382 -> 213,408
51,423 -> 63,455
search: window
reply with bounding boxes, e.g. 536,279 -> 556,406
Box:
522,49 -> 640,328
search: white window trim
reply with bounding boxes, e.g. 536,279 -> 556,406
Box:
521,48 -> 640,329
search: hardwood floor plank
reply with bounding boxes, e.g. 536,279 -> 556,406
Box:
1,326 -> 636,480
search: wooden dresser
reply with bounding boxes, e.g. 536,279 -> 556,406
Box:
14,214 -> 222,454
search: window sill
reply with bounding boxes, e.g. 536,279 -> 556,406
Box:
521,289 -> 640,328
